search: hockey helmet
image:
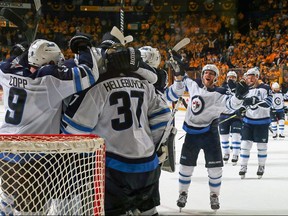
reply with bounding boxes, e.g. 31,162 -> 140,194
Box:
28,39 -> 64,67
245,67 -> 260,78
226,71 -> 237,81
271,82 -> 280,90
139,46 -> 161,68
202,64 -> 219,84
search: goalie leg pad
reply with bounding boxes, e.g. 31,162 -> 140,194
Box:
161,127 -> 177,173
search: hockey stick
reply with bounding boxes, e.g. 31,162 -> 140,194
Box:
110,26 -> 133,45
172,38 -> 191,52
0,0 -> 42,43
120,0 -> 125,33
156,97 -> 182,152
0,8 -> 32,42
219,100 -> 267,125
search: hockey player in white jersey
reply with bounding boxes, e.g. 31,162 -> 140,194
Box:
61,41 -> 171,215
238,67 -> 273,179
270,82 -> 287,139
165,59 -> 249,211
219,71 -> 242,165
0,36 -> 100,214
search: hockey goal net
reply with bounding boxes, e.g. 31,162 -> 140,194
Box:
0,134 -> 105,215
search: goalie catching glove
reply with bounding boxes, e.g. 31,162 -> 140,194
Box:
235,80 -> 249,99
69,33 -> 93,54
168,50 -> 186,76
106,44 -> 141,73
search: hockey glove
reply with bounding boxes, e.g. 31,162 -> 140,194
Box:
69,33 -> 93,54
227,79 -> 237,93
168,50 -> 186,76
235,107 -> 246,117
10,41 -> 29,57
99,31 -> 120,50
235,80 -> 249,99
243,96 -> 260,106
106,44 -> 141,73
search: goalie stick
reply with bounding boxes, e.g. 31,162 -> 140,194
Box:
157,97 -> 183,172
110,26 -> 133,45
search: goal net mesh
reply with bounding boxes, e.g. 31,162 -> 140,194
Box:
0,134 -> 105,215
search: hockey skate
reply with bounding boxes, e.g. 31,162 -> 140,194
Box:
279,134 -> 285,139
272,134 -> 278,139
223,154 -> 230,164
239,165 -> 247,179
257,165 -> 265,179
231,155 -> 238,166
177,191 -> 187,212
210,194 -> 220,210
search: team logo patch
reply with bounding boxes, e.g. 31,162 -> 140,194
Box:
274,97 -> 281,106
190,95 -> 205,115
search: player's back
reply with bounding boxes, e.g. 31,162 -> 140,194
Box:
0,57 -> 99,134
62,73 -> 170,160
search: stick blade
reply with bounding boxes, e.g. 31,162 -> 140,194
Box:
172,38 -> 191,52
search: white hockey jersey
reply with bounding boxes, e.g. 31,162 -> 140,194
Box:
0,49 -> 99,134
272,91 -> 287,110
242,83 -> 272,125
61,73 -> 171,173
166,77 -> 243,134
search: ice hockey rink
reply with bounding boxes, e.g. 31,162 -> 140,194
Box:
0,103 -> 288,215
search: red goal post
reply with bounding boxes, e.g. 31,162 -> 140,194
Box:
0,134 -> 105,215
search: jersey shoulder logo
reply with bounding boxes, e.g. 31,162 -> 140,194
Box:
190,95 -> 205,115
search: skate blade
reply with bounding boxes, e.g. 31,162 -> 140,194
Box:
232,162 -> 237,166
240,174 -> 245,179
258,175 -> 263,179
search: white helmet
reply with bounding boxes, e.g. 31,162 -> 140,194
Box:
272,82 -> 280,90
246,67 -> 260,78
139,46 -> 161,68
226,71 -> 237,80
28,39 -> 64,67
202,64 -> 219,83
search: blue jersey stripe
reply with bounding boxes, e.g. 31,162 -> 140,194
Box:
106,155 -> 159,173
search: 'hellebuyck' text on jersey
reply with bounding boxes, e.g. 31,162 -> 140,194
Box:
243,83 -> 272,125
0,51 -> 99,134
61,74 -> 171,173
165,77 -> 243,134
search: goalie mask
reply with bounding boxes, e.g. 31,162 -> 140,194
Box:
139,46 -> 161,68
28,39 -> 64,67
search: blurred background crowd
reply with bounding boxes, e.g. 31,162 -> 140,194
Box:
0,0 -> 288,87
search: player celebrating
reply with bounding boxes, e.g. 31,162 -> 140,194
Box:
61,37 -> 171,215
270,82 -> 287,139
0,37 -> 101,214
219,71 -> 242,165
238,67 -> 273,179
165,60 -> 248,211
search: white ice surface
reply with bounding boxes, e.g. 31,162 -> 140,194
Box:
0,105 -> 287,215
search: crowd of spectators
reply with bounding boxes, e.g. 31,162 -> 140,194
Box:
0,0 -> 288,86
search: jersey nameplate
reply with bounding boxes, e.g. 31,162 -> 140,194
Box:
9,76 -> 28,89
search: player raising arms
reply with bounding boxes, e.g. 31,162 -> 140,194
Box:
165,54 -> 249,211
